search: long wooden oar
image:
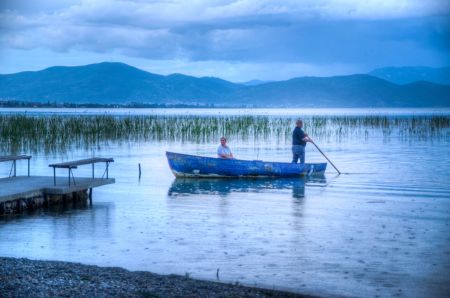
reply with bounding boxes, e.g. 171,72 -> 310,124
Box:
310,141 -> 341,175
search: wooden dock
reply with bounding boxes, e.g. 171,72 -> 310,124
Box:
0,176 -> 115,215
0,176 -> 115,202
0,156 -> 115,215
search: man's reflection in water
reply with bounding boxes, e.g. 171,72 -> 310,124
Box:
292,178 -> 305,198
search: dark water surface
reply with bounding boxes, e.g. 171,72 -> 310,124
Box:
1,108 -> 449,297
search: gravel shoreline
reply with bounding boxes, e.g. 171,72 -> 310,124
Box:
0,257 -> 314,297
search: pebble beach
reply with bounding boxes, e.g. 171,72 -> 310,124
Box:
0,257 -> 312,298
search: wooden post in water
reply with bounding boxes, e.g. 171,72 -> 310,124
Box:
89,188 -> 93,205
138,163 -> 142,179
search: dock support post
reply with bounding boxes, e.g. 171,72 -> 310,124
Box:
92,163 -> 94,179
53,167 -> 56,186
13,160 -> 16,177
28,158 -> 30,176
89,188 -> 93,205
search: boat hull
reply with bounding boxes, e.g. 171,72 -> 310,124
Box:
166,152 -> 327,178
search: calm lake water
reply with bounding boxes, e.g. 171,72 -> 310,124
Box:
1,108 -> 450,297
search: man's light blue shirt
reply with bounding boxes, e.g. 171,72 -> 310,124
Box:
217,145 -> 232,157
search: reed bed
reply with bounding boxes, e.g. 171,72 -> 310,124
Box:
0,114 -> 449,154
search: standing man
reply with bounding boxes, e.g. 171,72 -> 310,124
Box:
292,119 -> 312,163
217,137 -> 234,159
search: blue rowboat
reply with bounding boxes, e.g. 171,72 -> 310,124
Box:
166,151 -> 327,178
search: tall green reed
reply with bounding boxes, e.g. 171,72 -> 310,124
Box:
0,114 -> 448,154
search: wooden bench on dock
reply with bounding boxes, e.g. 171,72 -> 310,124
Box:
0,155 -> 32,177
49,157 -> 114,186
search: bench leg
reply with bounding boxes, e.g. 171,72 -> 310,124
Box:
70,168 -> 76,186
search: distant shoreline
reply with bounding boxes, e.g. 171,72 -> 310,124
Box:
1,101 -> 450,110
0,100 -> 225,109
0,257 -> 312,298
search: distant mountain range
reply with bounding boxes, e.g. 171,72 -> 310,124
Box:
0,62 -> 449,107
369,66 -> 450,85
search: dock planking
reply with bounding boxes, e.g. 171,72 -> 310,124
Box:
0,176 -> 115,203
0,156 -> 115,215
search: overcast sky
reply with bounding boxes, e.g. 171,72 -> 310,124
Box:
0,0 -> 449,81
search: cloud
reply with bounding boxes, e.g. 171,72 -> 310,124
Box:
3,0 -> 447,19
0,0 -> 449,79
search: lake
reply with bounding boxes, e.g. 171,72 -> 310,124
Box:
1,108 -> 449,297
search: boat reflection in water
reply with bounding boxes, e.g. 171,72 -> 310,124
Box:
168,175 -> 326,199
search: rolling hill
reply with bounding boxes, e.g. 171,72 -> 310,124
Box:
369,66 -> 450,85
0,62 -> 449,107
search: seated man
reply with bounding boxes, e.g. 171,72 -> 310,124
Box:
217,137 -> 234,159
